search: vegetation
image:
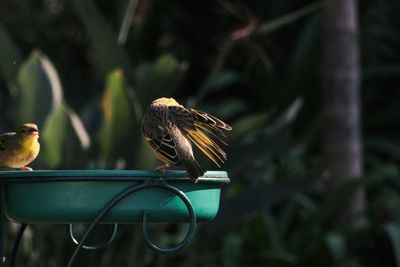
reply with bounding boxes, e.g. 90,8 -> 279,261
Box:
0,0 -> 399,266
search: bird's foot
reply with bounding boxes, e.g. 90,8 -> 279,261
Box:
155,163 -> 170,175
19,166 -> 33,171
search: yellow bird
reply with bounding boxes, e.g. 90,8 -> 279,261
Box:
141,97 -> 232,182
0,123 -> 40,171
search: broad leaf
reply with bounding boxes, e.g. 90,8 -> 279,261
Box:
15,50 -> 63,127
98,69 -> 137,163
136,54 -> 185,106
41,102 -> 91,168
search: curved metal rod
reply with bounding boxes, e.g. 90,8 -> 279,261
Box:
67,182 -> 148,267
69,223 -> 118,251
8,223 -> 27,267
142,182 -> 196,253
67,179 -> 197,267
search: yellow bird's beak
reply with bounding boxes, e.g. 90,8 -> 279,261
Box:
28,128 -> 39,136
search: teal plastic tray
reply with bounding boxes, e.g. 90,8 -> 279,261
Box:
1,170 -> 230,224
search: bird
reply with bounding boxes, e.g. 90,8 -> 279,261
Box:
141,97 -> 232,182
0,123 -> 40,171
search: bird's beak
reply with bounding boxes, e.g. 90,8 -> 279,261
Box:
29,128 -> 39,135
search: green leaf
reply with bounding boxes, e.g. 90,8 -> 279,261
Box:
63,103 -> 91,151
264,97 -> 303,136
263,211 -> 283,249
41,104 -> 68,167
222,233 -> 242,267
277,199 -> 297,238
331,259 -> 361,267
15,50 -> 63,127
196,41 -> 234,102
385,223 -> 400,267
209,70 -> 241,90
256,2 -> 323,35
98,69 -> 138,163
14,50 -> 89,168
117,0 -> 140,45
199,98 -> 248,121
261,249 -> 298,264
134,138 -> 158,169
41,102 -> 91,168
365,137 -> 400,160
196,69 -> 240,102
0,23 -> 22,93
310,167 -> 398,225
286,14 -> 322,138
136,54 -> 185,106
229,112 -> 270,143
72,0 -> 132,76
202,180 -> 308,243
325,232 -> 347,261
288,14 -> 321,91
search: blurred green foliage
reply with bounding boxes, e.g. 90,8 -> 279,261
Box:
0,0 -> 399,266
98,69 -> 138,164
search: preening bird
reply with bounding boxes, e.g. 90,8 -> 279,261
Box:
141,97 -> 232,182
0,123 -> 40,171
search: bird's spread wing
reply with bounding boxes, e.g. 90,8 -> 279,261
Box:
167,106 -> 196,131
190,109 -> 232,135
142,123 -> 179,165
168,106 -> 231,167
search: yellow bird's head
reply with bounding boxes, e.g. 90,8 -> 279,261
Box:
17,123 -> 39,140
151,97 -> 180,107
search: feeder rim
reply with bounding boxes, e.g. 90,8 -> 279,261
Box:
0,170 -> 230,184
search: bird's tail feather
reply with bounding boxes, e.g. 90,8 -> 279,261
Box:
182,159 -> 205,181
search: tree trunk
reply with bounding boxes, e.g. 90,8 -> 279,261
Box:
322,0 -> 365,226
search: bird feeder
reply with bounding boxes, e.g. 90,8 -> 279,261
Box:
0,170 -> 229,267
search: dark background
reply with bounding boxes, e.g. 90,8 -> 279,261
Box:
1,0 -> 400,266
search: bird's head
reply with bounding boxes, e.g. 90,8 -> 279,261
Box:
151,97 -> 180,107
17,123 -> 39,140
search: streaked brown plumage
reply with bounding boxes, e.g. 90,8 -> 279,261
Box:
0,123 -> 40,170
141,97 -> 232,182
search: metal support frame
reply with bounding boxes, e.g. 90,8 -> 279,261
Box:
69,223 -> 118,251
0,177 -> 198,267
8,224 -> 26,267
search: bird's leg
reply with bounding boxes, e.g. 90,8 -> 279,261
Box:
155,163 -> 170,175
19,166 -> 33,171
